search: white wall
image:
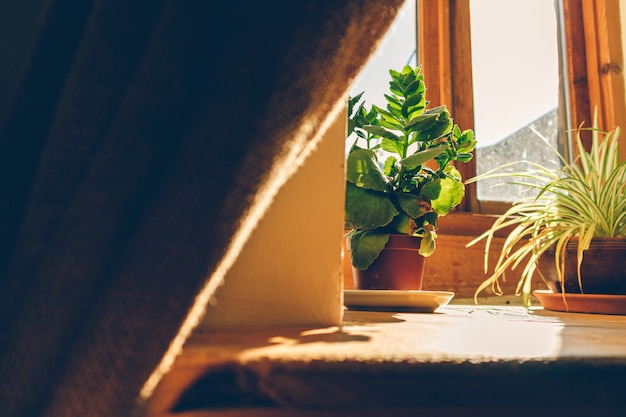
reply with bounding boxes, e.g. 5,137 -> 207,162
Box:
201,109 -> 346,328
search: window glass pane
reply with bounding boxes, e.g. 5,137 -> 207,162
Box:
471,0 -> 562,202
347,0 -> 416,153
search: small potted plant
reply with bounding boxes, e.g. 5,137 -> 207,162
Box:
467,116 -> 626,311
345,65 -> 476,290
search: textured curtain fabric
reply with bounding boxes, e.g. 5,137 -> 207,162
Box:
0,0 -> 403,416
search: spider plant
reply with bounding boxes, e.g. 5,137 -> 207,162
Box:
467,122 -> 626,306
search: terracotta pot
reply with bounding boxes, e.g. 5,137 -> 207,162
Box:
537,237 -> 626,295
351,234 -> 425,290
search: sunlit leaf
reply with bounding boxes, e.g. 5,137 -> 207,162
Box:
363,125 -> 399,142
400,144 -> 448,169
418,228 -> 436,257
428,167 -> 465,215
398,192 -> 430,218
349,230 -> 390,270
345,148 -> 388,191
345,182 -> 398,230
467,120 -> 625,306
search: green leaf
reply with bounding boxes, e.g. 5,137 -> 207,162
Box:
400,65 -> 417,81
378,117 -> 403,130
388,212 -> 412,234
400,144 -> 448,169
399,192 -> 431,218
366,107 -> 379,123
379,111 -> 403,129
348,92 -> 364,115
401,91 -> 425,109
363,125 -> 400,142
403,79 -> 422,97
345,182 -> 399,230
349,229 -> 390,270
347,118 -> 356,136
423,211 -> 438,228
428,166 -> 465,215
382,155 -> 398,176
424,105 -> 448,117
384,98 -> 403,119
420,179 -> 441,202
452,123 -> 461,137
405,112 -> 439,132
418,228 -> 436,257
381,137 -> 404,156
389,68 -> 402,79
384,93 -> 402,107
456,152 -> 474,163
416,118 -> 453,142
456,129 -> 477,152
388,81 -> 403,96
345,148 -> 388,191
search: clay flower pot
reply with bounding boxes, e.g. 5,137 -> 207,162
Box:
351,234 -> 425,290
537,238 -> 626,295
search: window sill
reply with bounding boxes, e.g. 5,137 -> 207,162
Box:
437,211 -> 510,237
145,306 -> 626,416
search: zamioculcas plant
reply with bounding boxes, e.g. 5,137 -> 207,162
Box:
345,65 -> 476,271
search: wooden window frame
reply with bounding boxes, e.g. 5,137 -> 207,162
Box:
417,0 -> 626,236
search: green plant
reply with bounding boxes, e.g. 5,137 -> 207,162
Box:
345,65 -> 476,270
467,121 -> 626,306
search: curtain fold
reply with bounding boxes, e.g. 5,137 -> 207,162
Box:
0,1 -> 404,416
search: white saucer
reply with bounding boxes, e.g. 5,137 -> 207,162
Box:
344,289 -> 455,313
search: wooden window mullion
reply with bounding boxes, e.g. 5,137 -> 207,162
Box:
419,0 -> 476,212
564,0 -> 625,156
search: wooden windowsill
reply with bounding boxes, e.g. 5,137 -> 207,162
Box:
437,210 -> 512,237
145,305 -> 626,416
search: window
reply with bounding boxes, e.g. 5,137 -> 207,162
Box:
420,0 -> 569,211
347,0 -> 626,300
347,0 -> 416,155
419,0 -> 626,217
470,0 -> 562,204
349,0 -> 565,210
348,0 -> 416,110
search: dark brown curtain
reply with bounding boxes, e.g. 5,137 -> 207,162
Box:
0,0 -> 403,416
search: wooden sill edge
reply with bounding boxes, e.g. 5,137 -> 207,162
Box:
344,212 -> 512,238
437,211 -> 511,237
